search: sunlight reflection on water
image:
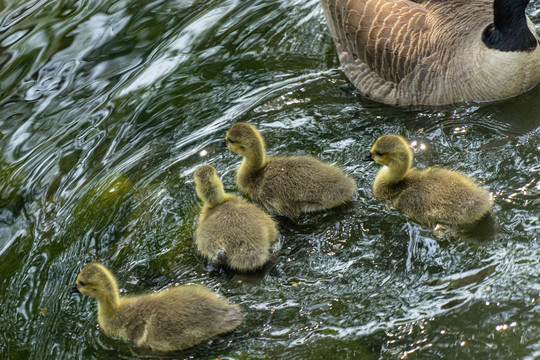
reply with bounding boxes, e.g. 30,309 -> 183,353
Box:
0,0 -> 539,359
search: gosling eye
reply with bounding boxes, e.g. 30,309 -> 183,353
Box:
79,281 -> 86,287
375,151 -> 384,156
227,138 -> 236,144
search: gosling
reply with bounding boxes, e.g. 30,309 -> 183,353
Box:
194,164 -> 279,271
221,123 -> 357,219
364,134 -> 492,227
70,263 -> 243,352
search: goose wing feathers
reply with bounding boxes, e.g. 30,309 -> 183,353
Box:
344,0 -> 427,84
320,0 -> 540,105
325,0 -> 430,84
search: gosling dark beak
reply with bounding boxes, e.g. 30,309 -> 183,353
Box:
219,139 -> 227,148
70,284 -> 80,294
363,152 -> 374,162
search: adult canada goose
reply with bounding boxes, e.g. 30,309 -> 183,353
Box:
320,0 -> 540,106
221,123 -> 357,220
194,165 -> 279,271
70,263 -> 243,352
364,134 -> 492,227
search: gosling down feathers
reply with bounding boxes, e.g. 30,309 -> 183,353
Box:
320,0 -> 540,106
364,134 -> 492,227
194,165 -> 279,271
70,263 -> 243,352
222,123 -> 357,220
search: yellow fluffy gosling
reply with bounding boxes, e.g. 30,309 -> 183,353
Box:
221,123 -> 357,220
194,165 -> 279,271
70,263 -> 243,352
364,134 -> 492,227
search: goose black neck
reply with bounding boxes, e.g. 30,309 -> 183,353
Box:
482,0 -> 538,52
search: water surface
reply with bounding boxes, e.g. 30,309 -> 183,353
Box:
0,0 -> 539,359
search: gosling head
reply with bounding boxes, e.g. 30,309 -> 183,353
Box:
363,134 -> 413,169
70,263 -> 118,301
193,165 -> 225,207
221,123 -> 265,158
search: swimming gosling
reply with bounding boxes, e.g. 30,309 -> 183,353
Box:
194,165 -> 279,271
70,263 -> 243,352
222,123 -> 357,219
364,134 -> 492,227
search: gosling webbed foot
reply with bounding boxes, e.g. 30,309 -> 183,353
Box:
206,250 -> 227,272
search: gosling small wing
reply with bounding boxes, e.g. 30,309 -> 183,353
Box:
394,168 -> 491,226
132,286 -> 243,351
111,300 -> 152,347
125,314 -> 149,347
256,157 -> 355,218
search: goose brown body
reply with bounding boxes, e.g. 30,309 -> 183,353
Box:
320,0 -> 540,106
194,165 -> 279,271
71,263 -> 243,352
365,134 -> 492,227
223,123 -> 357,220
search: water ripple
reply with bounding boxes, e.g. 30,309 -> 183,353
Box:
1,0 -> 540,359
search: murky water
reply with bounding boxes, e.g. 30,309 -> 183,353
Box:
1,0 -> 539,359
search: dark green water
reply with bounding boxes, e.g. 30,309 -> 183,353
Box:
1,0 -> 539,359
